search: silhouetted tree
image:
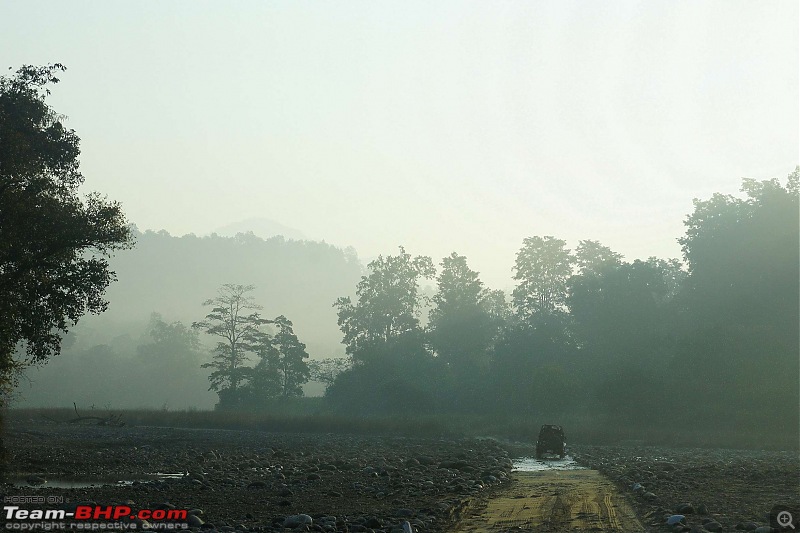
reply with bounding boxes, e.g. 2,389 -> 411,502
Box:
0,64 -> 132,475
264,315 -> 310,398
568,257 -> 683,357
428,253 -> 494,370
334,246 -> 435,364
193,284 -> 269,406
679,172 -> 799,330
574,239 -> 623,277
0,64 -> 133,390
328,247 -> 442,414
512,236 -> 574,320
671,172 -> 799,433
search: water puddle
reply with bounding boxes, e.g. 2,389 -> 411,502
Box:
10,472 -> 186,489
513,455 -> 586,472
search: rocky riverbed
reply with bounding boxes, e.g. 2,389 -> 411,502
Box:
1,422 -> 513,532
2,422 -> 798,533
573,445 -> 800,532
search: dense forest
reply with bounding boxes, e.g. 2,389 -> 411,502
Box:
15,171 -> 799,446
325,174 -> 798,438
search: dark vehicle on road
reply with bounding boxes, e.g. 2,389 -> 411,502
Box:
535,424 -> 566,459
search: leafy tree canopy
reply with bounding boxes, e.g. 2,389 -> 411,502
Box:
193,284 -> 268,393
0,64 -> 133,389
679,170 -> 799,328
574,239 -> 623,277
512,236 -> 574,320
254,315 -> 310,399
334,246 -> 435,364
428,253 -> 495,368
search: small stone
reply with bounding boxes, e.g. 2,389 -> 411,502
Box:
703,521 -> 723,532
283,514 -> 313,528
667,515 -> 686,526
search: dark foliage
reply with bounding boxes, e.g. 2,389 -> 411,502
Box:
325,172 -> 798,447
0,64 -> 133,476
0,65 -> 133,384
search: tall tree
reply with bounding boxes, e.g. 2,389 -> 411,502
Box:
679,172 -> 799,329
334,246 -> 435,364
574,240 -> 623,277
512,236 -> 574,320
264,315 -> 310,398
428,253 -> 494,369
193,284 -> 268,399
673,172 -> 799,433
568,258 -> 683,358
0,64 -> 133,390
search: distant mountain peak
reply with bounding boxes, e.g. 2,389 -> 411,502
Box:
212,217 -> 306,241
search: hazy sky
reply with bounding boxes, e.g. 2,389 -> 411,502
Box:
3,1 -> 798,289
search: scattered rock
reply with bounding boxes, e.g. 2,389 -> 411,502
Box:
667,514 -> 686,525
283,514 -> 313,528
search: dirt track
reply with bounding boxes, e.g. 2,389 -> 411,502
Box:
453,469 -> 643,532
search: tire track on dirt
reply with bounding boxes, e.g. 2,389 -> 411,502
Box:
453,469 -> 643,532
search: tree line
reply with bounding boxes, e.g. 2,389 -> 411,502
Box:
198,169 -> 798,446
2,64 -> 797,453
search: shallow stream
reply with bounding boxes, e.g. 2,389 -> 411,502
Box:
512,455 -> 586,472
10,472 -> 185,488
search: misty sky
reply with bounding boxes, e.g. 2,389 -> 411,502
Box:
3,1 -> 797,289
